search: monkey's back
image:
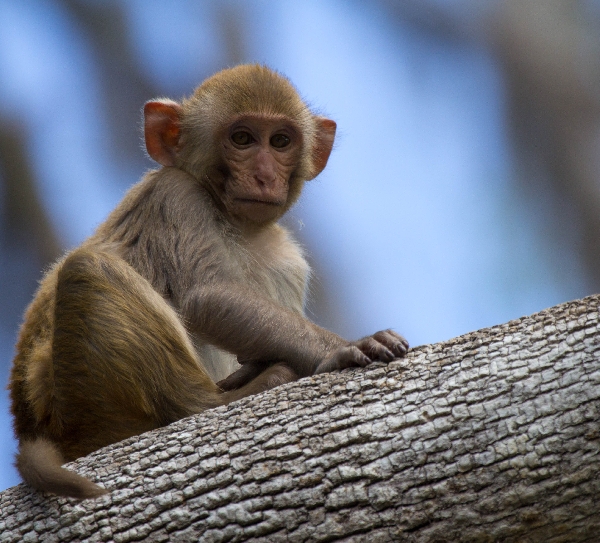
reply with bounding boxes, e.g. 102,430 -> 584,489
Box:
10,263 -> 62,443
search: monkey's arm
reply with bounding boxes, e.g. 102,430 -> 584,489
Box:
183,284 -> 408,378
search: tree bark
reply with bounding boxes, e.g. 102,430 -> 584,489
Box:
1,295 -> 599,542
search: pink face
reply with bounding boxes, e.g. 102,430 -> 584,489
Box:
219,115 -> 303,225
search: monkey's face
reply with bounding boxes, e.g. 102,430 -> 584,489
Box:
218,115 -> 303,226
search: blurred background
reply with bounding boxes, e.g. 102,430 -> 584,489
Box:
1,0 -> 599,491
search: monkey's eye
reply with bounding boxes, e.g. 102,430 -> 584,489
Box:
270,134 -> 291,149
231,131 -> 254,146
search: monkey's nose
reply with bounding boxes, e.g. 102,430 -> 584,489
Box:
254,150 -> 278,186
254,172 -> 277,188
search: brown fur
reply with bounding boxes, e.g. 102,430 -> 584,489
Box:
9,64 -> 408,499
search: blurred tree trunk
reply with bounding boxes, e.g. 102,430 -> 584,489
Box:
0,120 -> 63,340
491,0 -> 600,291
0,294 -> 598,542
381,0 -> 600,290
59,0 -> 159,176
0,121 -> 62,265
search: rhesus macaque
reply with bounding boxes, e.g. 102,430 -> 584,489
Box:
9,65 -> 408,499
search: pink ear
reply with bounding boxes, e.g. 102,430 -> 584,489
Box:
311,117 -> 336,178
144,100 -> 182,167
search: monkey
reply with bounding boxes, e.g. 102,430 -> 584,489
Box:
9,64 -> 409,500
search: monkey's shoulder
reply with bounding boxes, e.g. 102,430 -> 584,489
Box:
100,168 -> 214,232
91,168 -> 224,265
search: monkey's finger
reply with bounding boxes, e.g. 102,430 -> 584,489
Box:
372,330 -> 409,357
217,360 -> 266,390
356,336 -> 395,362
315,346 -> 370,374
339,345 -> 373,368
374,328 -> 409,348
236,356 -> 256,365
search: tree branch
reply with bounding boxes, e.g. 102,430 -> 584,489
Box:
1,295 -> 599,542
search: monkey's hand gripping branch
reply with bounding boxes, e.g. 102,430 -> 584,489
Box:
185,285 -> 409,380
314,329 -> 409,374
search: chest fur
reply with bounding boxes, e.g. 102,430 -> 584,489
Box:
240,225 -> 309,315
197,224 -> 310,382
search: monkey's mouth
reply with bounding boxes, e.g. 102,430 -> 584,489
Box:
236,198 -> 284,207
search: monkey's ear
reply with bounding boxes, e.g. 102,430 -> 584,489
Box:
144,100 -> 183,167
310,117 -> 336,178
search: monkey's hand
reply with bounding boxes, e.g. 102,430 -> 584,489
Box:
314,329 -> 408,375
217,360 -> 269,391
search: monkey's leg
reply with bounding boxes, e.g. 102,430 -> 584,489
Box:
51,249 -> 222,460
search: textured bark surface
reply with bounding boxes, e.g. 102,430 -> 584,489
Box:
1,295 -> 599,542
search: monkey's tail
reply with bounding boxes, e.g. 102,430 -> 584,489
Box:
16,438 -> 108,499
